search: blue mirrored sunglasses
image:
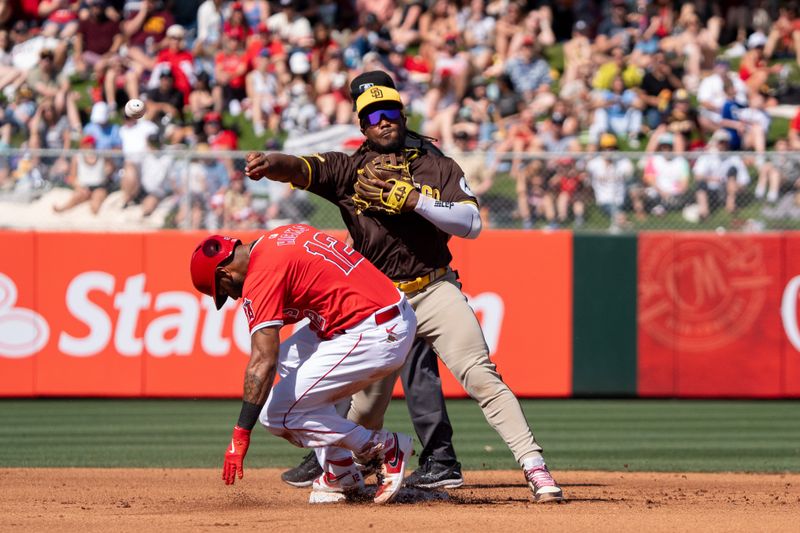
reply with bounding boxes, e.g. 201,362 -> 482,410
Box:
363,108 -> 402,126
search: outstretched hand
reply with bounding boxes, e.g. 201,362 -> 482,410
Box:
222,426 -> 251,485
244,152 -> 270,181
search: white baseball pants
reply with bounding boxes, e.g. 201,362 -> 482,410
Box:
260,297 -> 416,466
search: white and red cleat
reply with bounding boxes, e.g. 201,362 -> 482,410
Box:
373,432 -> 413,504
308,459 -> 365,504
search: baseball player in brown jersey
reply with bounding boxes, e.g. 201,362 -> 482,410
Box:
245,79 -> 563,503
280,71 -> 463,491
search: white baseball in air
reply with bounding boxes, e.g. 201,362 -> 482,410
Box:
124,98 -> 145,119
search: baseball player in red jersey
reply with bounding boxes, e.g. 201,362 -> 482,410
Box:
190,224 -> 417,504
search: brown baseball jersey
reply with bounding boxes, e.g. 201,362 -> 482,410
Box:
298,147 -> 478,281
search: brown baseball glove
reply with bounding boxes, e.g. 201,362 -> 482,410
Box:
353,152 -> 417,215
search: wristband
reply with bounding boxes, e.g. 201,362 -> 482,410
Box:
237,401 -> 263,430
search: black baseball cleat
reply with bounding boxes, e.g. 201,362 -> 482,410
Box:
281,451 -> 323,488
404,457 -> 464,489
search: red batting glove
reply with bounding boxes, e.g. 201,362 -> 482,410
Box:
223,426 -> 251,485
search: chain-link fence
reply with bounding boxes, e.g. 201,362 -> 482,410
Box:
1,147 -> 799,232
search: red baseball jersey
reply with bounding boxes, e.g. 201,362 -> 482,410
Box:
242,224 -> 401,339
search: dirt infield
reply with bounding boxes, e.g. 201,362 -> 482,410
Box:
1,469 -> 798,532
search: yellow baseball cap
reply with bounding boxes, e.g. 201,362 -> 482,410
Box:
599,133 -> 618,149
355,85 -> 403,116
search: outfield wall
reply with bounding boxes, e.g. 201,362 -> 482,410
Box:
1,230 -> 798,398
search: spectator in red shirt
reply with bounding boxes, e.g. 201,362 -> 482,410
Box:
149,24 -> 195,105
214,33 -> 249,116
204,111 -> 238,151
245,21 -> 285,67
223,2 -> 252,43
39,0 -> 80,39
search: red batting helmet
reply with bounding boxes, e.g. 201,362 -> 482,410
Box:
190,235 -> 241,310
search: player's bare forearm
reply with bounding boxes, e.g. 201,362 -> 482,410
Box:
244,152 -> 309,189
243,327 -> 279,404
236,327 -> 280,429
242,359 -> 276,406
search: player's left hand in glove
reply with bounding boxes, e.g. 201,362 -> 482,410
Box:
353,153 -> 417,215
223,426 -> 251,485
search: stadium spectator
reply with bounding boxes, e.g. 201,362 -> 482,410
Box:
83,101 -> 122,150
203,111 -> 238,151
145,70 -> 185,123
595,0 -> 637,54
662,88 -> 701,152
764,2 -> 800,65
39,0 -> 80,40
756,139 -> 800,204
588,75 -> 643,148
246,48 -> 280,136
240,0 -> 269,28
214,33 -> 249,116
122,0 -> 176,100
516,159 -> 555,229
223,171 -> 252,229
739,32 -> 783,95
489,107 -> 540,179
223,2 -> 253,43
313,49 -> 350,127
451,130 -> 493,226
188,71 -> 217,123
693,129 -> 750,219
545,157 -> 586,228
501,37 -> 551,100
696,59 -> 746,134
561,20 -> 592,87
458,0 -> 495,71
632,132 -> 691,218
28,98 -> 72,181
0,28 -> 25,99
493,0 -> 523,62
119,113 -> 159,207
27,47 -> 74,118
140,134 -> 176,217
418,0 -> 458,66
149,24 -> 195,107
586,133 -> 634,231
638,51 -> 683,130
194,0 -> 225,70
73,0 -> 122,81
52,135 -> 111,215
266,0 -> 312,49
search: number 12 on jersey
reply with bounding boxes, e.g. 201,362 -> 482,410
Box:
304,232 -> 364,275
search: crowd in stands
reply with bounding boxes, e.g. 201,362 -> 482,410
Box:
1,0 -> 800,230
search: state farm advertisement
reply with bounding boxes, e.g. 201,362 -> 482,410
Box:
0,231 -> 573,398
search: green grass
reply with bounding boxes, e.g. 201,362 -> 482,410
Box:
1,399 -> 798,472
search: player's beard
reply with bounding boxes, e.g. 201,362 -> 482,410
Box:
370,125 -> 406,154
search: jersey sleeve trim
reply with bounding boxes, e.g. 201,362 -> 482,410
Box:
292,156 -> 313,190
458,198 -> 479,207
251,320 -> 283,335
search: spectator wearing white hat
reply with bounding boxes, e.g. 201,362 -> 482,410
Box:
739,31 -> 783,95
147,24 -> 195,106
83,101 -> 122,151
